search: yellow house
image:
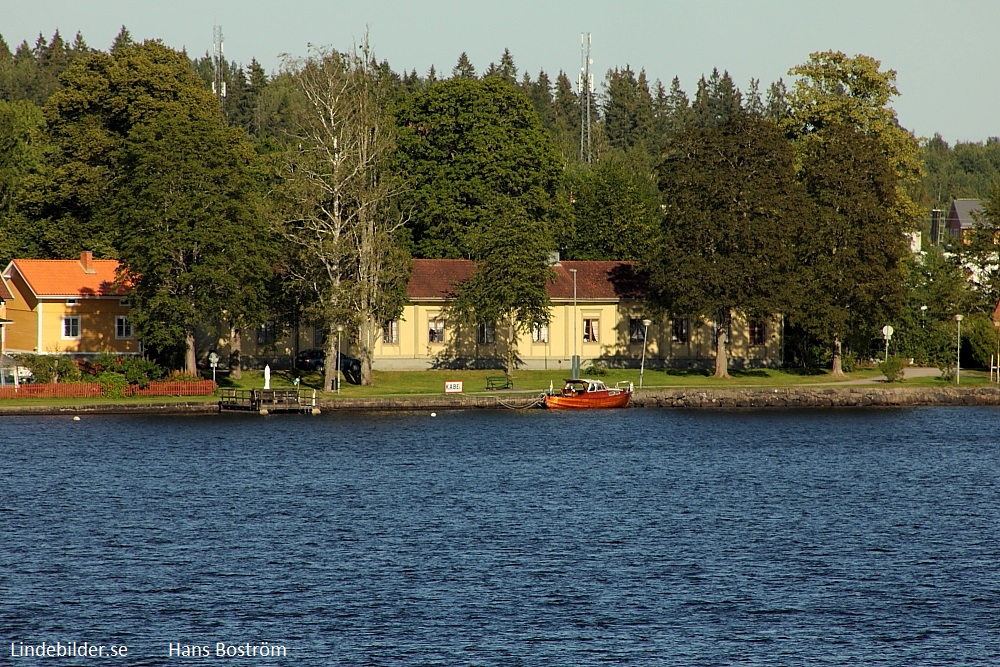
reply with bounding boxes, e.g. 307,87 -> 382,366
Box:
0,276 -> 12,357
2,252 -> 138,357
204,258 -> 783,372
373,259 -> 783,371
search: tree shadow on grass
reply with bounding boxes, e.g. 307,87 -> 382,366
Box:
664,368 -> 711,378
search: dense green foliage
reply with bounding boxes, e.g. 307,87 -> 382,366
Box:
4,28 -> 1000,377
647,112 -> 806,377
394,77 -> 566,258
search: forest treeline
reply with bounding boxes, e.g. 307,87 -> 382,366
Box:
2,27 -> 1000,383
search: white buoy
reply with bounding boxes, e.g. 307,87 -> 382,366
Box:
72,416 -> 81,421
431,412 -> 437,417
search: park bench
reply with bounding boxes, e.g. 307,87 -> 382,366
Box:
485,375 -> 513,390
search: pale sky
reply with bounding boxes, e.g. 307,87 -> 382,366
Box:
5,0 -> 996,143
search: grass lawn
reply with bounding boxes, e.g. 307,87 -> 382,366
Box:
216,366 -> 997,397
1,367 -> 993,408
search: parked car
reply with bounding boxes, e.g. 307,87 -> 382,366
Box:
295,349 -> 362,384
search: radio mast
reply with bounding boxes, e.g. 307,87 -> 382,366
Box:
578,33 -> 593,164
212,25 -> 226,106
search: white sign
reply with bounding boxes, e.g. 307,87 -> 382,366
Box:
881,325 -> 894,340
444,380 -> 463,394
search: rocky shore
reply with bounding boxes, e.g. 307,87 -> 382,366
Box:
2,385 -> 1000,416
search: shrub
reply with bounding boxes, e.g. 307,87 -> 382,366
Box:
96,371 -> 128,398
14,354 -> 81,383
584,361 -> 608,376
878,356 -> 906,383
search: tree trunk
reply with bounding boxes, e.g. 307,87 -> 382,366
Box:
359,316 -> 376,386
831,338 -> 844,376
185,330 -> 197,376
229,324 -> 242,380
714,313 -> 731,379
506,317 -> 516,377
323,321 -> 338,392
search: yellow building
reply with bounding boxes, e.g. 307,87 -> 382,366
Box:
2,252 -> 138,357
223,259 -> 783,372
0,276 -> 12,357
370,259 -> 782,371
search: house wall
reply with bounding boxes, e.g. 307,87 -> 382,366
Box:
199,302 -> 783,372
3,271 -> 39,353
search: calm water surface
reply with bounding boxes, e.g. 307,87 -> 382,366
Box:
1,407 -> 999,666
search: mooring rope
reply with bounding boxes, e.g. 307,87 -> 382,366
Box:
494,393 -> 547,410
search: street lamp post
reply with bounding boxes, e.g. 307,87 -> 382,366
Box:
569,268 -> 579,378
336,324 -> 344,394
955,314 -> 963,385
639,318 -> 652,389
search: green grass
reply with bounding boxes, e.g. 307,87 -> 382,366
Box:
1,366 -> 993,408
217,366 -> 998,397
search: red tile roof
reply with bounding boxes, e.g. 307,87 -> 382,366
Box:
0,277 -> 12,301
6,253 -> 126,298
408,259 -> 646,300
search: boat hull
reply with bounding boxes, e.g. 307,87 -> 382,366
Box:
543,390 -> 631,410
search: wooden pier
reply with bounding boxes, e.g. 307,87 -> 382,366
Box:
219,388 -> 320,415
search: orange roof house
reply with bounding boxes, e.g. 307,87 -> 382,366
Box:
1,252 -> 138,356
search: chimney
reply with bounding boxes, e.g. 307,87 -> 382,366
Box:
80,251 -> 96,274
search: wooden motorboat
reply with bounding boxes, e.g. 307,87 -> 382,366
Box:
543,378 -> 632,409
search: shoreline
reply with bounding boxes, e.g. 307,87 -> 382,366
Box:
1,385 -> 1000,415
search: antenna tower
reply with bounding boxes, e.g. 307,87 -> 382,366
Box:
212,25 -> 226,105
578,33 -> 593,163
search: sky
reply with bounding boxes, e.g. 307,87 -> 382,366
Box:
5,0 -> 998,143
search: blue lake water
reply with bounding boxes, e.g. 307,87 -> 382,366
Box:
1,407 -> 999,666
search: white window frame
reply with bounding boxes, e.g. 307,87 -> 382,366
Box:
672,318 -> 689,344
583,318 -> 599,343
629,318 -> 645,343
62,315 -> 81,339
428,318 -> 445,344
477,321 -> 496,345
115,315 -> 133,340
382,319 -> 399,345
749,319 -> 766,346
531,323 -> 548,344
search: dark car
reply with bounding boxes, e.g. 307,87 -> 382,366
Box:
295,349 -> 362,384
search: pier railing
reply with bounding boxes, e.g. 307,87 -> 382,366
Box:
219,388 -> 317,413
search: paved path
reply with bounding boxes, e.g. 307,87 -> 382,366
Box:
816,366 -> 941,385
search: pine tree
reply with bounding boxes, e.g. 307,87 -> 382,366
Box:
451,52 -> 476,79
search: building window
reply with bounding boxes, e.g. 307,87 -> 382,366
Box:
749,319 -> 766,346
583,318 -> 599,343
477,321 -> 496,345
119,297 -> 130,307
672,318 -> 689,344
257,322 -> 277,345
629,318 -> 647,343
428,318 -> 445,344
62,316 -> 81,339
115,316 -> 133,339
382,320 -> 399,345
65,298 -> 78,307
531,323 -> 548,343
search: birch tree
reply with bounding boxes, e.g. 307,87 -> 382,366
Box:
279,41 -> 407,388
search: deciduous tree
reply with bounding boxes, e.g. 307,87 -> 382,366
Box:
279,42 -> 409,388
647,114 -> 805,378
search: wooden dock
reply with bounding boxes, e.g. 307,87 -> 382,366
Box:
219,388 -> 320,415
